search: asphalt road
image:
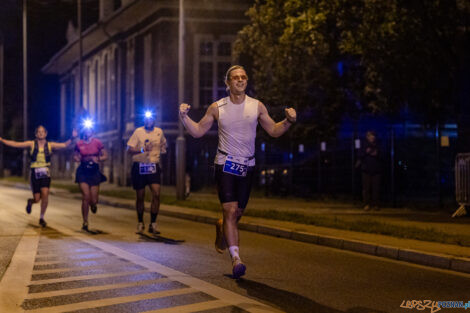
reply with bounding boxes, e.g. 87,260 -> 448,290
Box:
0,185 -> 469,313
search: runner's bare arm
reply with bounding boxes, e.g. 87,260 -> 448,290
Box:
73,151 -> 81,162
179,102 -> 217,138
50,129 -> 79,150
127,145 -> 144,155
127,130 -> 145,155
0,138 -> 33,149
258,102 -> 297,138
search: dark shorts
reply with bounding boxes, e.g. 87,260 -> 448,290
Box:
214,164 -> 255,209
75,162 -> 107,186
30,169 -> 51,194
131,162 -> 161,190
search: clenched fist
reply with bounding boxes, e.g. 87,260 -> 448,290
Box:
179,103 -> 191,118
285,107 -> 297,123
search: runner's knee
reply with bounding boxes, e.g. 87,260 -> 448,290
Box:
223,204 -> 238,220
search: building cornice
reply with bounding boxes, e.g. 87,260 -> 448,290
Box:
42,0 -> 251,76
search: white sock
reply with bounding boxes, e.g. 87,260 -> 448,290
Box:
228,246 -> 240,259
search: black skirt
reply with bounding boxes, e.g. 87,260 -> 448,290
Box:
75,162 -> 107,186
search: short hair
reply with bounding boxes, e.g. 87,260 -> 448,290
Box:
224,65 -> 246,82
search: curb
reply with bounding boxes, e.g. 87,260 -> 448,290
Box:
3,181 -> 470,275
96,197 -> 470,275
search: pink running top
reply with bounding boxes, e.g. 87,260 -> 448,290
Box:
75,138 -> 104,160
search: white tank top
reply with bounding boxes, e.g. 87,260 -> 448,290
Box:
215,95 -> 258,166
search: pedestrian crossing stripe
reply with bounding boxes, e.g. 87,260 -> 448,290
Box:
0,224 -> 283,313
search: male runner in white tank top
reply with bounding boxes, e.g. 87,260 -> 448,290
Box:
179,65 -> 296,279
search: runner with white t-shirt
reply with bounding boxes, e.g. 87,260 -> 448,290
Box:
127,113 -> 167,235
179,65 -> 297,279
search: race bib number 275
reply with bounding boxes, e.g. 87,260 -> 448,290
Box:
223,155 -> 249,177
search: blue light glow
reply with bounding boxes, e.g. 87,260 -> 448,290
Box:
82,118 -> 94,129
145,111 -> 153,119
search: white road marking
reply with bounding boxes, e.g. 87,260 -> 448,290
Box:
0,188 -> 284,313
31,261 -> 137,274
54,224 -> 284,313
33,249 -> 102,257
28,270 -> 151,285
33,256 -> 107,265
0,227 -> 39,313
25,278 -> 170,299
25,287 -> 196,313
144,299 -> 228,313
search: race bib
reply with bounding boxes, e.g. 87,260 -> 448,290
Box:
34,167 -> 50,179
223,155 -> 249,177
139,163 -> 157,175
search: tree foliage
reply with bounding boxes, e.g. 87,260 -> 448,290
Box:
234,0 -> 469,138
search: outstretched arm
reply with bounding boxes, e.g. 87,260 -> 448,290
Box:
50,129 -> 78,150
73,149 -> 81,163
179,102 -> 217,138
258,102 -> 297,138
0,137 -> 33,149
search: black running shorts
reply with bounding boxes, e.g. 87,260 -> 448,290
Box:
30,169 -> 51,194
131,162 -> 161,190
75,162 -> 107,186
214,164 -> 255,209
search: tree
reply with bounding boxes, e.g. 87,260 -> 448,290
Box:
235,0 -> 469,139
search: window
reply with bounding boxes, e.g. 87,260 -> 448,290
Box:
126,38 -> 135,119
194,36 -> 234,108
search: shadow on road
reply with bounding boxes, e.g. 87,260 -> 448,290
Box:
236,278 -> 341,313
236,279 -> 389,313
137,233 -> 185,245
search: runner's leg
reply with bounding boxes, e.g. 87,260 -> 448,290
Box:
39,187 -> 49,219
149,183 -> 161,221
79,183 -> 91,224
223,201 -> 240,250
136,188 -> 145,223
26,192 -> 41,214
90,185 -> 100,207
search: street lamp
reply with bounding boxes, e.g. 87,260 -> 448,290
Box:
23,0 -> 28,179
176,0 -> 186,200
78,0 -> 83,110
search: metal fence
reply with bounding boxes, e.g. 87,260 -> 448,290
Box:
455,153 -> 470,205
184,123 -> 460,209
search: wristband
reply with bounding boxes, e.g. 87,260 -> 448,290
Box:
286,118 -> 296,124
141,147 -> 145,153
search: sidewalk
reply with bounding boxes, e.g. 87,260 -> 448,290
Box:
2,178 -> 470,274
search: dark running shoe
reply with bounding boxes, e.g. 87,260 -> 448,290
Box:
39,218 -> 47,228
232,257 -> 246,279
90,204 -> 97,214
26,199 -> 33,214
82,222 -> 89,232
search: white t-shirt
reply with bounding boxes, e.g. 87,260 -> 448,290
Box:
215,95 -> 259,166
127,126 -> 167,163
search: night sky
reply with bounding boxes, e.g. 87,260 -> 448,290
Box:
0,0 -> 99,141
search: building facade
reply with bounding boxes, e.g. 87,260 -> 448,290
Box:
43,0 -> 252,186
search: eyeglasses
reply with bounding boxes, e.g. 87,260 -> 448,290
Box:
230,75 -> 248,81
